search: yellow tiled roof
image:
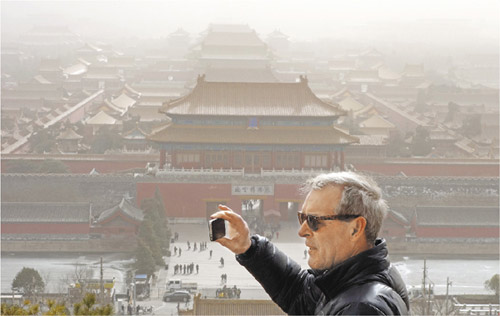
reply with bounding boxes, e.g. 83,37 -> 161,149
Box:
162,79 -> 346,117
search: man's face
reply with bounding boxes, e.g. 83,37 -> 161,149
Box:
298,185 -> 356,270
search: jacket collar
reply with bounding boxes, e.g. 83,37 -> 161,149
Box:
313,238 -> 391,300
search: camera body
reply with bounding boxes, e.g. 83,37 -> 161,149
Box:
208,218 -> 226,241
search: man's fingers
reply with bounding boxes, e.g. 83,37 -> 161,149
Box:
210,208 -> 245,226
215,236 -> 231,247
218,204 -> 231,211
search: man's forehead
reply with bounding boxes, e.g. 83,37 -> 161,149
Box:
302,186 -> 342,213
308,184 -> 344,197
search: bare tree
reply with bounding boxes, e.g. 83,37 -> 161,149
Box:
60,262 -> 94,302
40,271 -> 52,294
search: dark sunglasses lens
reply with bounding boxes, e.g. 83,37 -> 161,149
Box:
299,213 -> 306,225
298,213 -> 319,231
307,216 -> 318,231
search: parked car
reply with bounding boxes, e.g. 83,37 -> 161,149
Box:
163,290 -> 191,302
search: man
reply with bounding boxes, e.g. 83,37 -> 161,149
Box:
212,171 -> 409,315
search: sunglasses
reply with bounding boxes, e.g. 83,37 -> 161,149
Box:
297,212 -> 361,231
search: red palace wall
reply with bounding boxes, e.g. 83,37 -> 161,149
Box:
352,161 -> 499,177
415,226 -> 499,238
380,220 -> 407,238
136,182 -> 303,219
2,223 -> 90,234
91,226 -> 137,236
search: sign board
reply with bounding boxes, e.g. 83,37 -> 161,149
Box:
231,184 -> 274,196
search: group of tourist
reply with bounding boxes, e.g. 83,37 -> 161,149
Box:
173,263 -> 199,274
215,285 -> 241,299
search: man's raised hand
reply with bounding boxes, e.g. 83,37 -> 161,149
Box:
210,205 -> 252,255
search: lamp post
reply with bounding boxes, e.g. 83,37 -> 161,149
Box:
130,282 -> 136,315
445,277 -> 452,315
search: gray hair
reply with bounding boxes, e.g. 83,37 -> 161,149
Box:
302,171 -> 388,244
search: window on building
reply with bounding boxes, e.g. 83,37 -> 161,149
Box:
248,117 -> 258,128
177,152 -> 200,164
204,152 -> 229,168
275,152 -> 300,169
304,154 -> 328,168
262,153 -> 271,168
234,153 -> 243,167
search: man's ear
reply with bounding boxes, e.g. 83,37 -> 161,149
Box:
350,216 -> 367,239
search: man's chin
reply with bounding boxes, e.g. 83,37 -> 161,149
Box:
308,258 -> 320,270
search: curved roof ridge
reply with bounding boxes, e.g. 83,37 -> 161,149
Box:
96,198 -> 144,223
162,79 -> 346,117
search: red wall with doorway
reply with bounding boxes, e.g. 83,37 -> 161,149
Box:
136,182 -> 305,219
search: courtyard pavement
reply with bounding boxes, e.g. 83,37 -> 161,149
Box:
142,221 -> 309,315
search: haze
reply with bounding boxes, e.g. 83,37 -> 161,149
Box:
2,0 -> 499,50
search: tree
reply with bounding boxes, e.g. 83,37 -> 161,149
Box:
1,299 -> 39,315
73,293 -> 113,315
386,131 -> 411,157
444,101 -> 459,122
140,188 -> 171,253
411,126 -> 432,157
12,267 -> 45,296
1,299 -> 69,316
134,239 -> 156,276
91,127 -> 123,154
137,218 -> 163,265
44,299 -> 70,316
29,129 -> 56,153
462,114 -> 482,138
485,274 -> 499,296
61,262 -> 93,302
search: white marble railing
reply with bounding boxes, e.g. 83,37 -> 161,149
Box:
156,166 -> 349,177
156,167 -> 245,176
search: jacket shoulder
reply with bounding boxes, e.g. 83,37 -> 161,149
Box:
332,282 -> 408,315
337,302 -> 386,315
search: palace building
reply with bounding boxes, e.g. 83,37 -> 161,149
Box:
149,75 -> 358,173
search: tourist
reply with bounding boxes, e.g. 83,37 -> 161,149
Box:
212,171 -> 409,315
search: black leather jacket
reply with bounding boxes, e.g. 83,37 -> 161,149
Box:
236,236 -> 409,315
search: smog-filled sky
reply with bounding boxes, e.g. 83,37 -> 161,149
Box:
2,0 -> 499,47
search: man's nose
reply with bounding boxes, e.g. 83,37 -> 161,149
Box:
298,221 -> 311,237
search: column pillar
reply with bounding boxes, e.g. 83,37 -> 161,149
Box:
340,150 -> 345,171
159,149 -> 166,169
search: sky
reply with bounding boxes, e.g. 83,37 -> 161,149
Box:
1,0 -> 499,44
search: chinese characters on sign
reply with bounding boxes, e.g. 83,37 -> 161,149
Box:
231,184 -> 274,195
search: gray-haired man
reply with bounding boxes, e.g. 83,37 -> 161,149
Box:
212,171 -> 409,315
